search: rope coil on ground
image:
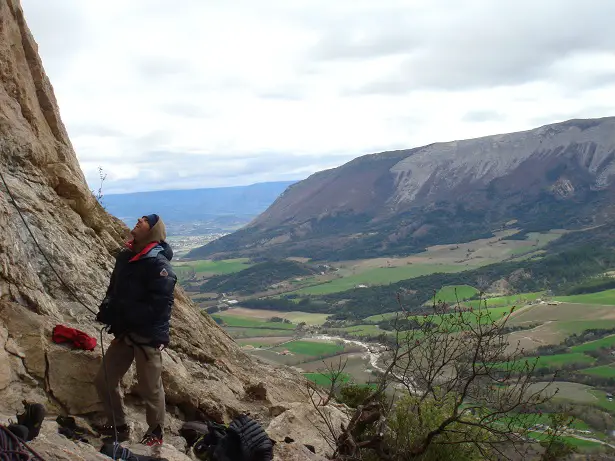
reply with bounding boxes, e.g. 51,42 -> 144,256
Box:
0,426 -> 45,461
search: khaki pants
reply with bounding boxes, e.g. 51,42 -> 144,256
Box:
94,334 -> 165,431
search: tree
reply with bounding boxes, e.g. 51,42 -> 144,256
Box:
309,291 -> 559,460
539,413 -> 577,461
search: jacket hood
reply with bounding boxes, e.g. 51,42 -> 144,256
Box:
159,240 -> 173,261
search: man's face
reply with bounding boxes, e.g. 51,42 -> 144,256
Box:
130,216 -> 151,240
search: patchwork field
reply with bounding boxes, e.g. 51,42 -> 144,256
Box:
211,313 -> 296,329
174,258 -> 252,277
525,381 -> 599,404
214,307 -> 329,325
424,284 -> 479,304
582,365 -> 615,378
236,337 -> 294,348
288,230 -> 564,296
299,352 -> 378,385
246,338 -> 361,367
554,289 -> 615,306
304,372 -> 352,387
571,335 -> 615,353
292,263 -> 469,295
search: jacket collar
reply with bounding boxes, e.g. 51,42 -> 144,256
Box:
126,240 -> 161,262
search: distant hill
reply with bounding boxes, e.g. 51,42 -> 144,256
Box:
102,181 -> 296,226
189,117 -> 615,261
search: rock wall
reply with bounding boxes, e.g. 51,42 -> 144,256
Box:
0,0 -> 306,444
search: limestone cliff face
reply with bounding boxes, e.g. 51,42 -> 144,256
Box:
0,0 -> 306,443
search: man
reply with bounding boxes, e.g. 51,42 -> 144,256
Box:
95,214 -> 177,446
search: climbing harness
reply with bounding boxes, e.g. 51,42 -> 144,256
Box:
0,170 -> 123,458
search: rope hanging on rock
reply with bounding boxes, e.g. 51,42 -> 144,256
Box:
0,170 -> 98,317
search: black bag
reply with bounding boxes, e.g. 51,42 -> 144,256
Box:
186,415 -> 273,461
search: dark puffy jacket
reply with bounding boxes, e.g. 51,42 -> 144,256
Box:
97,241 -> 177,345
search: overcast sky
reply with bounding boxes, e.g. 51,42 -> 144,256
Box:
21,0 -> 615,194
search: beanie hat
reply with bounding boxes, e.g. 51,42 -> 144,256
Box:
144,214 -> 159,228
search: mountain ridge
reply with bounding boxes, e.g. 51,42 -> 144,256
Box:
190,116 -> 615,261
103,180 -> 296,225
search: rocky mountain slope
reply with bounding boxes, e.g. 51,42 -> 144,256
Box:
0,1 -> 318,459
192,117 -> 615,261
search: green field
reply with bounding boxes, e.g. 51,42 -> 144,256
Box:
571,335 -> 615,353
237,338 -> 293,348
212,313 -> 296,329
174,258 -> 252,276
292,264 -> 469,295
332,324 -> 387,337
534,352 -> 596,369
554,289 -> 615,306
225,327 -> 295,338
365,305 -> 516,327
590,390 -> 615,413
429,285 -> 480,303
273,340 -> 344,356
581,365 -> 615,378
467,292 -> 544,309
498,353 -> 596,371
559,320 -> 615,335
304,372 -> 352,387
528,432 -> 603,449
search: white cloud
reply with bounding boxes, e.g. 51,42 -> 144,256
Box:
20,0 -> 615,193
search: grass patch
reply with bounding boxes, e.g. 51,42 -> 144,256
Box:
571,335 -> 615,353
430,285 -> 479,303
237,337 -> 293,348
333,324 -> 386,337
212,314 -> 296,329
275,340 -> 344,356
174,258 -> 252,275
304,372 -> 352,387
559,320 -> 615,335
581,365 -> 615,378
497,353 -> 595,371
590,389 -> 615,413
365,306 -> 515,326
225,327 -> 296,338
528,432 -> 602,449
293,264 -> 468,295
534,352 -> 596,369
554,289 -> 615,306
466,292 -> 544,309
214,308 -> 329,325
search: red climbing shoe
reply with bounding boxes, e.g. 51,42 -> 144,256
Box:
140,426 -> 163,446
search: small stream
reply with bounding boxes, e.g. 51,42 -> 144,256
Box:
308,334 -> 388,374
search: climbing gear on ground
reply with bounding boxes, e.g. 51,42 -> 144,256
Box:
52,325 -> 97,351
16,401 -> 46,442
100,442 -> 169,461
178,421 -> 209,450
140,425 -> 163,447
6,424 -> 29,442
187,415 -> 274,461
56,416 -> 96,445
